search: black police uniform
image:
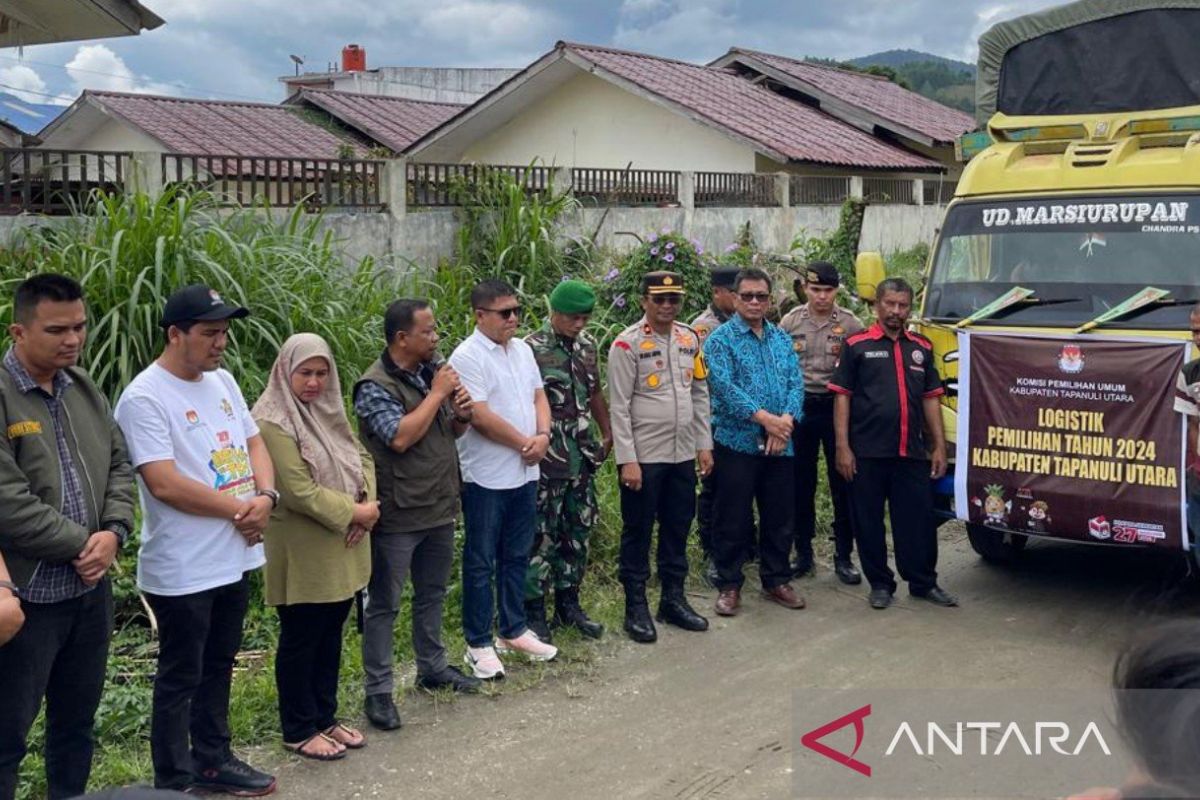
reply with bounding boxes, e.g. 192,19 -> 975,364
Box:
828,324 -> 944,594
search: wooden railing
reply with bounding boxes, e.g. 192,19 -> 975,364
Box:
0,149 -> 128,215
694,171 -> 778,207
789,175 -> 852,206
862,176 -> 916,205
571,167 -> 679,206
407,162 -> 553,207
162,154 -> 385,208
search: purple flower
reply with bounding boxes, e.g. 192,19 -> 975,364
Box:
559,274 -> 571,282
664,253 -> 675,263
724,243 -> 738,253
648,233 -> 658,243
665,241 -> 675,250
661,227 -> 672,235
614,294 -> 627,308
696,245 -> 705,255
603,267 -> 620,283
650,246 -> 660,256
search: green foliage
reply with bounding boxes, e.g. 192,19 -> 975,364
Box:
812,51 -> 977,114
597,230 -> 711,329
450,165 -> 583,300
0,187 -> 406,406
790,198 -> 867,286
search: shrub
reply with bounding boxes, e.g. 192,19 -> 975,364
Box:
598,230 -> 711,328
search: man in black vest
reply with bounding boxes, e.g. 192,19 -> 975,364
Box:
354,299 -> 481,731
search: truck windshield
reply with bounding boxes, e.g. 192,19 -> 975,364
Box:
925,194 -> 1200,328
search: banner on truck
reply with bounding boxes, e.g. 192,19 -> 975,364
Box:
953,333 -> 1188,548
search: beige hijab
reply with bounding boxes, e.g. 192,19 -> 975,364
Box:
252,333 -> 365,498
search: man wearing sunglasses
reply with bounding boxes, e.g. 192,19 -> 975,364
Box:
449,280 -> 558,680
608,271 -> 712,644
704,268 -> 807,617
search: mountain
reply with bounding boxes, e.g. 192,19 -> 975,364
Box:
849,49 -> 975,76
845,49 -> 976,115
0,92 -> 67,136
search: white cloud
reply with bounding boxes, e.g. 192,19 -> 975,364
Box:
0,63 -> 72,105
65,44 -> 178,96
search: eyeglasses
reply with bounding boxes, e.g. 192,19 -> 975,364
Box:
738,292 -> 771,303
478,306 -> 521,319
649,294 -> 683,306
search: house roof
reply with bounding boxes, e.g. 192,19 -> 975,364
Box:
39,90 -> 367,158
410,41 -> 943,172
713,48 -> 976,146
286,89 -> 464,153
0,0 -> 163,47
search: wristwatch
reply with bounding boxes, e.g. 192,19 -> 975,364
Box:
0,580 -> 18,599
256,488 -> 280,509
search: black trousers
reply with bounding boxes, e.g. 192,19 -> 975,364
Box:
275,598 -> 352,744
793,394 -> 855,561
696,471 -> 716,557
847,457 -> 938,594
0,580 -> 112,800
145,575 -> 250,790
712,444 -> 795,591
618,461 -> 695,587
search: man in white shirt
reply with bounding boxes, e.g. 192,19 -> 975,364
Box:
115,285 -> 277,796
450,280 -> 557,679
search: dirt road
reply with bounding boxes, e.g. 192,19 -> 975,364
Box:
274,527 -> 1199,799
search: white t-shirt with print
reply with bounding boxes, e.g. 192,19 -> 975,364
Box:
115,363 -> 264,596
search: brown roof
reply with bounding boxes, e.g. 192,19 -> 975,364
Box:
722,48 -> 976,145
289,89 -> 464,153
559,42 -> 941,171
81,90 -> 367,158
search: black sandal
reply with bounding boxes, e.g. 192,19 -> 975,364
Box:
283,731 -> 346,761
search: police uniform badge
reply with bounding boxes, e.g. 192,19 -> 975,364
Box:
793,336 -> 806,353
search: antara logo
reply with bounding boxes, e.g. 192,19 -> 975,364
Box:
800,704 -> 872,777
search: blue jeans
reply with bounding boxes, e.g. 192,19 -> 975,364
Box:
461,481 -> 537,647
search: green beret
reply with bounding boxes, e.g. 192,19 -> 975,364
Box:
550,279 -> 596,314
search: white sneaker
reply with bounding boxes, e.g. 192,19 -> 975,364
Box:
495,630 -> 558,662
464,645 -> 505,680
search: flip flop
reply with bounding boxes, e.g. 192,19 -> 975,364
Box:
283,732 -> 346,761
324,721 -> 367,749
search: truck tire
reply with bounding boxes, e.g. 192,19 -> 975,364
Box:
966,523 -> 1027,563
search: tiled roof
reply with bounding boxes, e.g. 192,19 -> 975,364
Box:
291,89 -> 464,152
84,90 -> 367,158
726,49 -> 976,145
560,43 -> 941,171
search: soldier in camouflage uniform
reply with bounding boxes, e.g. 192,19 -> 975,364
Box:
522,280 -> 612,641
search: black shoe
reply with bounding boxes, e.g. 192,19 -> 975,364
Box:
790,552 -> 814,579
364,693 -> 402,731
834,558 -> 862,585
623,582 -> 657,644
192,757 -> 276,797
912,586 -> 959,607
868,587 -> 893,610
656,582 -> 709,632
553,587 -> 604,639
524,597 -> 553,643
415,665 -> 482,694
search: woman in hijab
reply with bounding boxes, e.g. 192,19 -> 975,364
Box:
253,333 -> 380,761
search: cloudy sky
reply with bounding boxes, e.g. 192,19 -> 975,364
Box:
1,0 -> 1066,108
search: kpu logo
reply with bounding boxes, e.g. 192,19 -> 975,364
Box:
800,703 -> 872,777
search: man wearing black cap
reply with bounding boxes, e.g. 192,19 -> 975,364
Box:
115,285 -> 278,795
779,261 -> 864,584
690,265 -> 739,579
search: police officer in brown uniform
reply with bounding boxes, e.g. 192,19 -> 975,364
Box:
690,265 -> 739,579
778,261 -> 863,584
608,271 -> 712,643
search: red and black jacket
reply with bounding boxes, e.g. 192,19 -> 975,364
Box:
828,324 -> 944,459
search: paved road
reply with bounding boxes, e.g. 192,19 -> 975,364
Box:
273,526 -> 1200,800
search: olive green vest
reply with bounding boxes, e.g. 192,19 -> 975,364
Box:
355,356 -> 460,534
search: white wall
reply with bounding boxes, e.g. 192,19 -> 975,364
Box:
53,116 -> 162,153
461,71 -> 757,172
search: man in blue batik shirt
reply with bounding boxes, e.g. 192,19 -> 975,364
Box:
703,267 -> 806,617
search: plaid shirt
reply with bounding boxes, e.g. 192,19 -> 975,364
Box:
5,348 -> 93,603
353,364 -> 433,443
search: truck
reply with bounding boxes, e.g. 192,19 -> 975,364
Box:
854,0 -> 1200,563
